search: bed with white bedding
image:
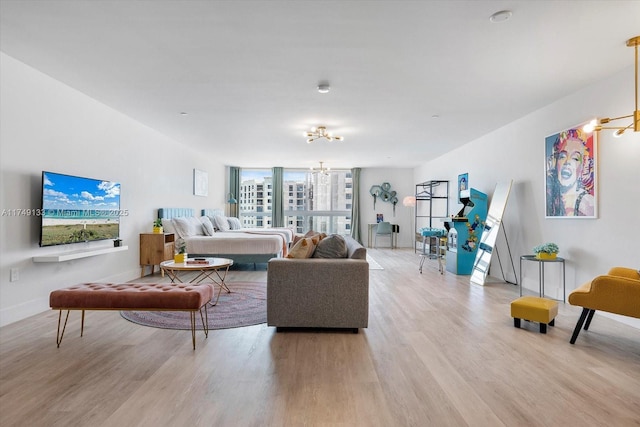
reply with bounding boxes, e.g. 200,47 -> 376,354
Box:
158,208 -> 291,264
200,209 -> 294,245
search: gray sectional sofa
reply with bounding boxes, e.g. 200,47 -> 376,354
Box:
266,235 -> 369,332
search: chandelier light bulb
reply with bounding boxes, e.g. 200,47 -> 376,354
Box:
613,129 -> 625,138
583,119 -> 597,133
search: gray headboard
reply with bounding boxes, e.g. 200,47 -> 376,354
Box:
157,208 -> 195,219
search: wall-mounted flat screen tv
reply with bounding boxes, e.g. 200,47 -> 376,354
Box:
39,171 -> 121,247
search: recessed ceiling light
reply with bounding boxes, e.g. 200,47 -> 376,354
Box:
489,10 -> 512,23
317,82 -> 330,93
179,112 -> 188,116
431,114 -> 440,119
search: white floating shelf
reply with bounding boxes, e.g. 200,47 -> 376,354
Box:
33,245 -> 129,263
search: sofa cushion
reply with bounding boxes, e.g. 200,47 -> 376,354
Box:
313,234 -> 348,258
292,233 -> 305,246
303,231 -> 327,245
287,237 -> 316,258
345,235 -> 367,260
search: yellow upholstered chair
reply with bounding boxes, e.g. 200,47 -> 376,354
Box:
568,267 -> 640,344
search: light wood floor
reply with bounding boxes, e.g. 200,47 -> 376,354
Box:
1,249 -> 639,427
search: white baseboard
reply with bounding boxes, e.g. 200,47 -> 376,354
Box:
598,311 -> 640,329
0,297 -> 49,328
0,267 -> 140,328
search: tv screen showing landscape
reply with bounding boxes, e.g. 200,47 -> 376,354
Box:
39,171 -> 121,247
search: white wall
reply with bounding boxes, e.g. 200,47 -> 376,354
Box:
0,53 -> 225,326
415,65 -> 640,328
358,168 -> 414,248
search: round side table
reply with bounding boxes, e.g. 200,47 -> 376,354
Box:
519,255 -> 566,302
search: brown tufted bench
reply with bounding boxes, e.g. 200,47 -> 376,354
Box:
50,283 -> 214,350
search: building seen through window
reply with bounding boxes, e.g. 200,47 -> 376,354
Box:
239,168 -> 352,234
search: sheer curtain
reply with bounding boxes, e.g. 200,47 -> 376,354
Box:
351,167 -> 362,244
272,166 -> 284,227
229,166 -> 240,218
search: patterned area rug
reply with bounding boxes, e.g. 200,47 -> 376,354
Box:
367,254 -> 384,270
120,281 -> 266,330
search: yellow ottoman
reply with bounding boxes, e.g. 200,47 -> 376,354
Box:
511,296 -> 558,334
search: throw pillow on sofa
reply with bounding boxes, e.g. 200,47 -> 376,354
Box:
287,237 -> 316,258
303,230 -> 327,245
313,234 -> 348,258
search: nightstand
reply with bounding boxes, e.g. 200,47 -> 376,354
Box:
140,233 -> 175,277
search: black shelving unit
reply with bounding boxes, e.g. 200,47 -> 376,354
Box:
414,180 -> 449,253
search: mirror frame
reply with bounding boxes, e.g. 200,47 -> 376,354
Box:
470,180 -> 513,286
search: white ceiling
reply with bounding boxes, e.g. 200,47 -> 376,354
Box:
1,1 -> 639,169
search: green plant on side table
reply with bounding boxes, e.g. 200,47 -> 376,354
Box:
533,242 -> 559,260
174,238 -> 187,263
153,218 -> 163,234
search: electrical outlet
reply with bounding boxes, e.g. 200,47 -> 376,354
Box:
10,268 -> 19,282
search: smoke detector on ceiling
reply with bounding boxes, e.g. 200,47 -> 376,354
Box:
317,83 -> 330,93
489,10 -> 512,23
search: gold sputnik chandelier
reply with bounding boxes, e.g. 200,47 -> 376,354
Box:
584,35 -> 640,137
311,161 -> 330,175
304,126 -> 344,143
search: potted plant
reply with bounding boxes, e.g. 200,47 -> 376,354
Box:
174,238 -> 187,263
153,218 -> 163,234
533,242 -> 559,260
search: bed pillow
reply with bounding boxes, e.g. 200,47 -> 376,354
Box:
171,218 -> 189,238
212,215 -> 230,232
227,217 -> 242,230
206,216 -> 217,230
187,216 -> 205,235
161,218 -> 177,235
200,216 -> 214,236
313,234 -> 348,258
172,217 -> 203,238
286,237 -> 316,258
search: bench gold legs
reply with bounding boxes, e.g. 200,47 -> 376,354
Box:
56,306 -> 210,350
56,309 -> 86,348
56,310 -> 70,347
190,305 -> 210,350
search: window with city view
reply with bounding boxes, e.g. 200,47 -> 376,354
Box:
239,168 -> 352,235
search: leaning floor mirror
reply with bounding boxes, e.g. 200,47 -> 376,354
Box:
470,180 -> 513,286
